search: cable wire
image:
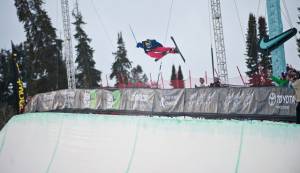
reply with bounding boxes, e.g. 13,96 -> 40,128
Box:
207,0 -> 213,45
233,0 -> 246,45
281,0 -> 298,41
164,0 -> 174,44
281,9 -> 292,28
256,0 -> 262,18
282,0 -> 293,28
89,0 -> 114,49
158,0 -> 175,88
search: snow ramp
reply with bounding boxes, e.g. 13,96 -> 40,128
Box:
0,112 -> 300,173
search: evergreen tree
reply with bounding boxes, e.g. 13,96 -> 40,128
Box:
245,13 -> 259,86
110,32 -> 132,87
0,50 -> 10,104
0,49 -> 18,129
0,52 -> 5,100
129,65 -> 148,87
178,66 -> 184,80
73,10 -> 101,88
170,65 -> 177,88
0,50 -> 20,105
177,65 -> 185,88
130,65 -> 148,83
14,0 -> 67,96
257,16 -> 272,86
142,74 -> 148,83
130,65 -> 142,83
258,16 -> 272,72
171,65 -> 176,80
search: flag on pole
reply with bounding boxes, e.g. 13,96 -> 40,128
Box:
11,42 -> 26,113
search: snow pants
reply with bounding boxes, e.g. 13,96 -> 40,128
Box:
147,47 -> 176,59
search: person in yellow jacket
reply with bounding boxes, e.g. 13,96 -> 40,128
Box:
290,72 -> 300,124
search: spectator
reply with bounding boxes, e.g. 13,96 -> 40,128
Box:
271,72 -> 289,87
195,77 -> 205,88
210,77 -> 221,87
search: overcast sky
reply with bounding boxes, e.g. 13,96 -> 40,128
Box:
1,0 -> 300,86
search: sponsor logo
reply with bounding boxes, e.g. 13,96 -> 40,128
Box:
131,93 -> 153,109
106,90 -> 121,109
17,78 -> 25,112
268,92 -> 296,107
160,95 -> 178,108
259,28 -> 297,53
129,94 -> 150,102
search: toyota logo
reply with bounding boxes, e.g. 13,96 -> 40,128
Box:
268,93 -> 276,106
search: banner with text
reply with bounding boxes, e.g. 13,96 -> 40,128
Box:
25,87 -> 296,117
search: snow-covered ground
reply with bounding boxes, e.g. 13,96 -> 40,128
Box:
0,112 -> 299,173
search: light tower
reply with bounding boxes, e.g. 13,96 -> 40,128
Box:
61,0 -> 76,89
210,0 -> 228,84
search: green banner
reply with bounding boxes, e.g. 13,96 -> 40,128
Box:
112,90 -> 121,109
89,90 -> 97,109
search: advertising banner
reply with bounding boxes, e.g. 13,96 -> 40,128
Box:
153,89 -> 184,112
25,87 -> 296,117
36,91 -> 56,112
25,95 -> 39,112
75,89 -> 102,109
53,89 -> 76,110
218,88 -> 256,115
184,88 -> 219,113
119,89 -> 155,111
103,90 -> 122,110
263,87 -> 296,115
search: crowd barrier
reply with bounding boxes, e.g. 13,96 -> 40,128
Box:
25,87 -> 297,121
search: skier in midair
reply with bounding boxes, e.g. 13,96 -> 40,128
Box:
137,39 -> 178,61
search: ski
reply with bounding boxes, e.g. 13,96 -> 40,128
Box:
170,36 -> 186,63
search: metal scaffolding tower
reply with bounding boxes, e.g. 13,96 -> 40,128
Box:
210,0 -> 228,84
61,0 -> 76,89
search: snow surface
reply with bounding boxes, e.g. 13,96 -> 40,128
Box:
0,112 -> 299,173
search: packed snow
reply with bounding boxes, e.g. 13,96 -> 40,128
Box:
0,112 -> 299,173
